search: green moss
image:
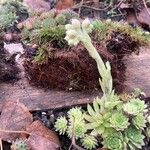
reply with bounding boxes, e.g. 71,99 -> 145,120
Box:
21,10 -> 77,64
0,0 -> 26,29
93,20 -> 150,45
33,44 -> 54,64
22,13 -> 150,65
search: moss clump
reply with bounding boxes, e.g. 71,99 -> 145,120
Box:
21,10 -> 78,64
0,0 -> 27,29
93,20 -> 150,46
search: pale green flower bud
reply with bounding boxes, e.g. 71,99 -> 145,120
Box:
68,38 -> 79,46
71,19 -> 81,29
82,18 -> 91,29
82,18 -> 93,33
66,30 -> 77,38
65,24 -> 73,30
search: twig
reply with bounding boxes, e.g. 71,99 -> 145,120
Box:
71,1 -> 112,11
72,4 -> 111,11
78,0 -> 84,16
111,0 -> 124,12
0,129 -> 30,135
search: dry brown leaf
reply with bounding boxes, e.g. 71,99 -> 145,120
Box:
27,133 -> 59,150
26,120 -> 60,146
137,8 -> 150,26
0,100 -> 33,141
55,0 -> 74,10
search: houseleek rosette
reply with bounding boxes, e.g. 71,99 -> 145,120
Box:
81,135 -> 98,150
67,107 -> 87,139
55,116 -> 68,135
124,126 -> 145,150
109,112 -> 129,131
123,98 -> 148,116
132,113 -> 147,129
102,130 -> 124,150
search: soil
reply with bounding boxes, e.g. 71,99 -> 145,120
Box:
24,31 -> 139,93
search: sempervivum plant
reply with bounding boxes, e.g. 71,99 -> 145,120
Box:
123,98 -> 148,116
81,135 -> 98,150
55,18 -> 150,150
109,111 -> 129,131
11,139 -> 29,150
55,107 -> 87,140
54,116 -> 68,135
102,129 -> 124,150
124,126 -> 145,149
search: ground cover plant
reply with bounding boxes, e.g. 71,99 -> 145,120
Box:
55,18 -> 150,150
0,0 -> 28,30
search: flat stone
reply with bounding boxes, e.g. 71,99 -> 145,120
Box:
125,48 -> 150,95
0,47 -> 150,111
4,43 -> 24,55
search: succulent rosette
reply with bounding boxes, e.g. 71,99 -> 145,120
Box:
54,116 -> 68,135
102,130 -> 124,150
67,107 -> 87,139
124,126 -> 145,149
109,111 -> 129,131
68,107 -> 84,122
123,98 -> 148,116
132,113 -> 147,129
11,139 -> 29,150
81,135 -> 98,150
67,121 -> 86,139
85,103 -> 111,135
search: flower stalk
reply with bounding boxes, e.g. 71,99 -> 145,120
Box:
65,18 -> 113,97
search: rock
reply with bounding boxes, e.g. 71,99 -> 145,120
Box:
23,0 -> 50,13
4,43 -> 24,55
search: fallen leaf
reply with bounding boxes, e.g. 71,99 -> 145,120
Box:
26,120 -> 60,146
124,8 -> 141,27
137,8 -> 150,26
0,100 -> 33,141
27,133 -> 59,150
55,0 -> 74,10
